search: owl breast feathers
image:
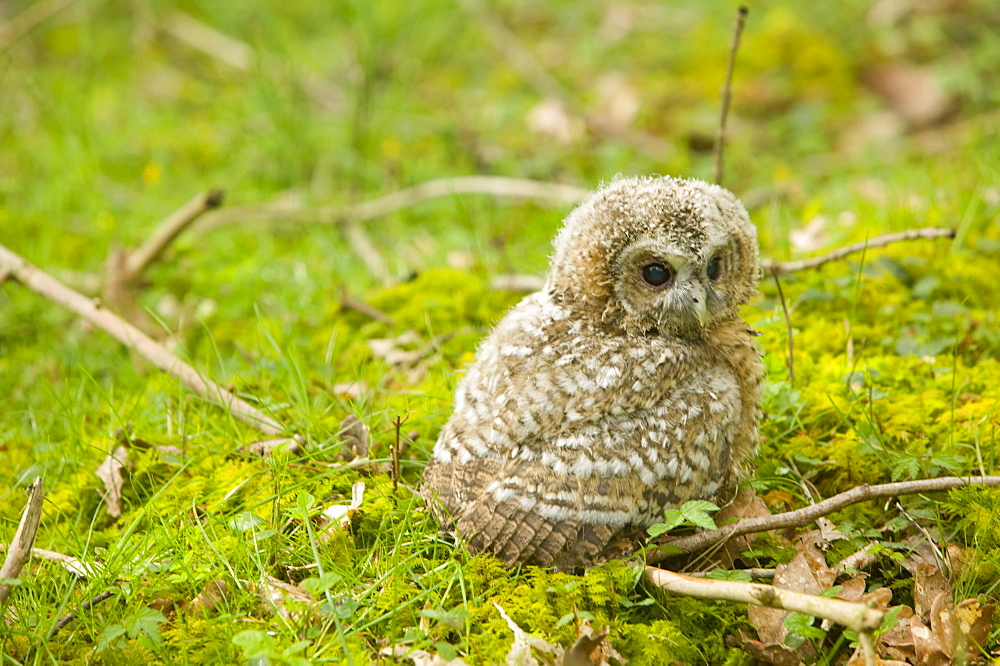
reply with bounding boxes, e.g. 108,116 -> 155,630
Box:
422,175 -> 764,568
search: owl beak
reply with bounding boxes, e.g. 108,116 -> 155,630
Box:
689,282 -> 708,327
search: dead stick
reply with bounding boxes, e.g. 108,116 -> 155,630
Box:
339,284 -> 395,326
0,477 -> 44,606
196,176 -> 590,231
643,566 -> 883,634
0,244 -> 283,436
650,476 -> 1000,561
0,0 -> 75,53
23,590 -> 116,662
124,189 -> 224,282
713,6 -> 748,186
763,228 -> 956,276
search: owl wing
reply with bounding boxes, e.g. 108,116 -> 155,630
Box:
423,293 -> 758,567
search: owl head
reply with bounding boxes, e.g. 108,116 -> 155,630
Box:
547,175 -> 759,337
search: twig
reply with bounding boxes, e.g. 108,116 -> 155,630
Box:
339,284 -> 395,326
343,221 -> 393,284
713,6 -> 748,186
762,228 -> 956,276
161,10 -> 254,70
772,271 -> 794,385
649,476 -> 1000,562
195,176 -> 590,232
23,590 -> 116,661
0,0 -> 75,53
123,189 -> 224,282
0,477 -> 44,606
53,590 -> 115,632
0,244 -> 284,436
643,566 -> 883,634
491,273 -> 545,293
391,414 -> 408,498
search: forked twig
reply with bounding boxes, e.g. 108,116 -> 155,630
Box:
648,476 -> 1000,562
0,244 -> 284,436
713,6 -> 748,185
763,228 -> 956,276
123,189 -> 224,282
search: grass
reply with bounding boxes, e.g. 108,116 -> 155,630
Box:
2,0 -> 1000,663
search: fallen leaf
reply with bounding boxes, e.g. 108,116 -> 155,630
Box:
590,73 -> 640,135
320,481 -> 366,533
913,562 -> 952,617
259,575 -> 316,623
494,602 -> 563,666
563,619 -> 626,666
525,99 -> 584,144
241,435 -> 305,457
337,415 -> 370,461
186,579 -> 228,615
95,445 -> 128,518
862,63 -> 957,130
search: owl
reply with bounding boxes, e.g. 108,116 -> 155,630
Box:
422,175 -> 763,569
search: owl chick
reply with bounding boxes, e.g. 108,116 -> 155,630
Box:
422,175 -> 763,568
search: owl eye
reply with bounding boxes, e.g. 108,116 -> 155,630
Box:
706,256 -> 722,281
640,261 -> 674,288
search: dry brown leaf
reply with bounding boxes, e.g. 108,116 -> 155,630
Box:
591,73 -> 639,135
911,613 -> 950,666
739,636 -> 805,666
259,575 -> 317,623
241,435 -> 304,457
563,619 -> 626,666
913,562 -> 952,617
338,415 -> 370,461
331,380 -> 369,400
95,445 -> 128,518
379,646 -> 470,666
494,602 -> 562,666
186,579 -> 228,615
525,99 -> 584,144
715,488 -> 773,567
789,216 -> 829,254
747,549 -> 822,662
863,63 -> 957,130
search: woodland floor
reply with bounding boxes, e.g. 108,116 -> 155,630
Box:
1,0 -> 1000,664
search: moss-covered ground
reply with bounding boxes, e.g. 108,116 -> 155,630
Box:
2,0 -> 999,663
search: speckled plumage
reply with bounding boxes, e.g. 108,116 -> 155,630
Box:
422,175 -> 764,568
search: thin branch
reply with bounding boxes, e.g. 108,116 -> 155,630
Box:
0,0 -> 75,53
123,189 -> 224,282
0,477 -> 44,606
649,476 -> 1000,561
0,244 -> 284,436
762,228 -> 956,276
196,176 -> 590,231
713,6 -> 748,186
339,284 -> 395,326
643,566 -> 883,634
161,10 -> 254,70
23,590 -> 116,661
491,273 -> 546,293
772,271 -> 794,385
